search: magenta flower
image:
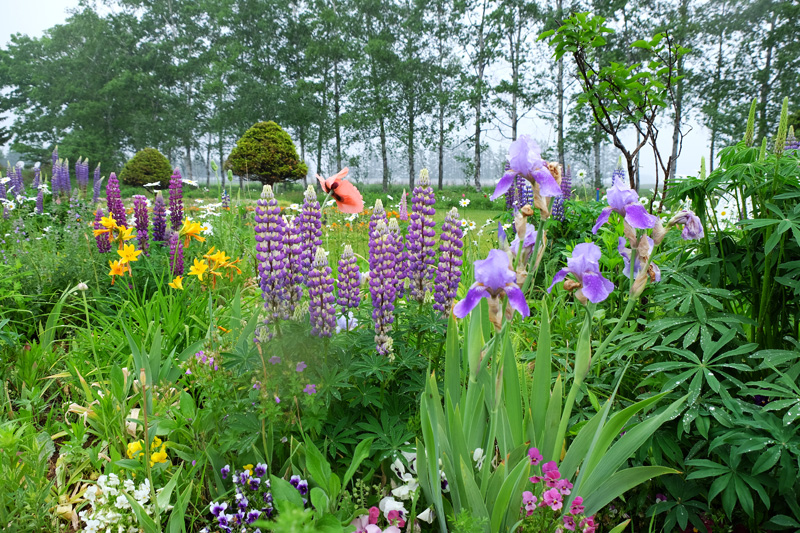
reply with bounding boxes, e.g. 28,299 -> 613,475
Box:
618,237 -> 660,282
303,384 -> 316,395
563,515 -> 576,531
570,496 -> 585,514
528,447 -> 543,466
453,249 -> 530,319
540,487 -> 563,511
522,491 -> 537,516
592,176 -> 658,234
491,135 -> 561,201
548,243 -> 614,303
668,209 -> 704,240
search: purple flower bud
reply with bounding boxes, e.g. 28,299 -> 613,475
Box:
106,172 -> 127,227
433,208 -> 464,316
255,185 -> 289,329
168,231 -> 184,275
369,219 -> 396,356
337,244 -> 361,309
307,248 -> 336,337
407,170 -> 436,302
133,195 -> 150,255
35,188 -> 44,215
299,185 -> 322,280
94,208 -> 111,253
169,168 -> 184,231
282,218 -> 304,316
92,164 -> 102,204
152,191 -> 167,242
399,189 -> 408,221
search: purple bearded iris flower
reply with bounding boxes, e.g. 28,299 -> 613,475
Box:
667,209 -> 704,240
510,224 -> 536,259
618,237 -> 660,282
453,249 -> 530,320
592,176 -> 658,234
548,243 -> 614,304
491,135 -> 561,201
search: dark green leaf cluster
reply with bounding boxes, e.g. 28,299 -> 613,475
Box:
118,147 -> 172,188
226,121 -> 308,186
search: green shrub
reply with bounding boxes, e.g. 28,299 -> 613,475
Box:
226,121 -> 308,186
119,147 -> 172,188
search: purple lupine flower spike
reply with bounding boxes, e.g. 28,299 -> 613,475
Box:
552,165 -> 571,222
433,207 -> 464,316
0,177 -> 8,219
75,158 -> 83,192
51,145 -> 58,169
152,191 -> 167,242
282,217 -> 303,317
299,185 -> 322,280
592,168 -> 657,234
254,185 -> 289,328
106,172 -> 127,227
35,188 -> 44,215
369,219 -> 397,357
407,169 -> 437,302
133,195 -> 150,256
168,230 -> 184,275
492,136 -> 560,201
548,242 -> 614,304
307,247 -> 336,337
169,168 -> 184,231
388,218 -> 407,298
786,127 -> 799,152
50,160 -> 59,198
399,189 -> 408,221
61,158 -> 71,197
94,208 -> 111,253
453,249 -> 529,323
368,199 -> 388,252
12,162 -> 24,196
92,164 -> 102,204
221,189 -> 230,209
337,244 -> 361,309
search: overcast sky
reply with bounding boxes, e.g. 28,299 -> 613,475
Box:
3,0 -> 712,184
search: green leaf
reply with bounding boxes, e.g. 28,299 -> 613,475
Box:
342,438 -> 373,489
489,458 -> 529,533
157,464 -> 182,511
582,467 -> 678,516
124,493 -> 160,533
607,519 -> 631,533
310,487 -> 329,517
304,438 -> 332,495
530,299 -> 552,446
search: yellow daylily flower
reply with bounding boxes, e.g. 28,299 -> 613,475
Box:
168,276 -> 184,290
118,243 -> 142,264
179,219 -> 207,248
188,258 -> 209,281
118,225 -> 136,242
108,260 -> 125,284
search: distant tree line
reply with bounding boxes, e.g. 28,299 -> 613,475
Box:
0,0 -> 797,191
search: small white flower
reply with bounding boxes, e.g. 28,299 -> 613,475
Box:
289,203 -> 300,211
202,223 -> 214,236
143,181 -> 161,188
34,162 -> 41,169
576,169 -> 587,179
387,194 -> 394,200
417,508 -> 435,523
459,198 -> 470,207
502,223 -> 512,230
0,177 -> 11,185
460,219 -> 468,227
181,179 -> 199,187
467,220 -> 476,230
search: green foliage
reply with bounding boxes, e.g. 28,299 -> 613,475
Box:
119,147 -> 172,188
226,121 -> 308,186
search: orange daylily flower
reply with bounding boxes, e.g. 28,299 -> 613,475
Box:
179,219 -> 207,248
108,260 -> 125,284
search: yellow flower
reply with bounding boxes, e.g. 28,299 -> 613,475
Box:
150,444 -> 169,466
205,247 -> 231,266
188,258 -> 209,281
179,219 -> 207,248
108,260 -> 125,284
127,440 -> 143,459
118,225 -> 136,242
100,215 -> 118,229
243,464 -> 254,476
117,243 -> 142,264
168,276 -> 184,290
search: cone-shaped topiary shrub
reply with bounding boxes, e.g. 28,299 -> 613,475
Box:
119,147 -> 172,188
226,121 -> 308,186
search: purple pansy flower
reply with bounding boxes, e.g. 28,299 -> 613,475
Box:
491,135 -> 561,201
618,237 -> 660,282
210,501 -> 227,517
453,249 -> 530,319
221,465 -> 230,479
668,209 -> 704,240
592,176 -> 658,234
548,243 -> 614,304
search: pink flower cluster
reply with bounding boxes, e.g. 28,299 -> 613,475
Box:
350,506 -> 403,533
521,447 -> 596,533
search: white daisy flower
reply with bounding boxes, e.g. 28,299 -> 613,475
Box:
459,198 -> 470,207
181,179 -> 199,187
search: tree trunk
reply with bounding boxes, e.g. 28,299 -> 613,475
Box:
380,115 -> 389,192
667,0 -> 689,193
408,97 -> 415,189
185,143 -> 193,181
299,128 -> 307,187
317,68 -> 330,180
438,104 -> 444,190
593,125 -> 601,189
709,32 -> 724,171
756,10 -> 776,142
334,61 -> 342,170
474,98 -> 482,191
206,134 -> 212,187
556,0 -> 564,169
219,133 -> 225,189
